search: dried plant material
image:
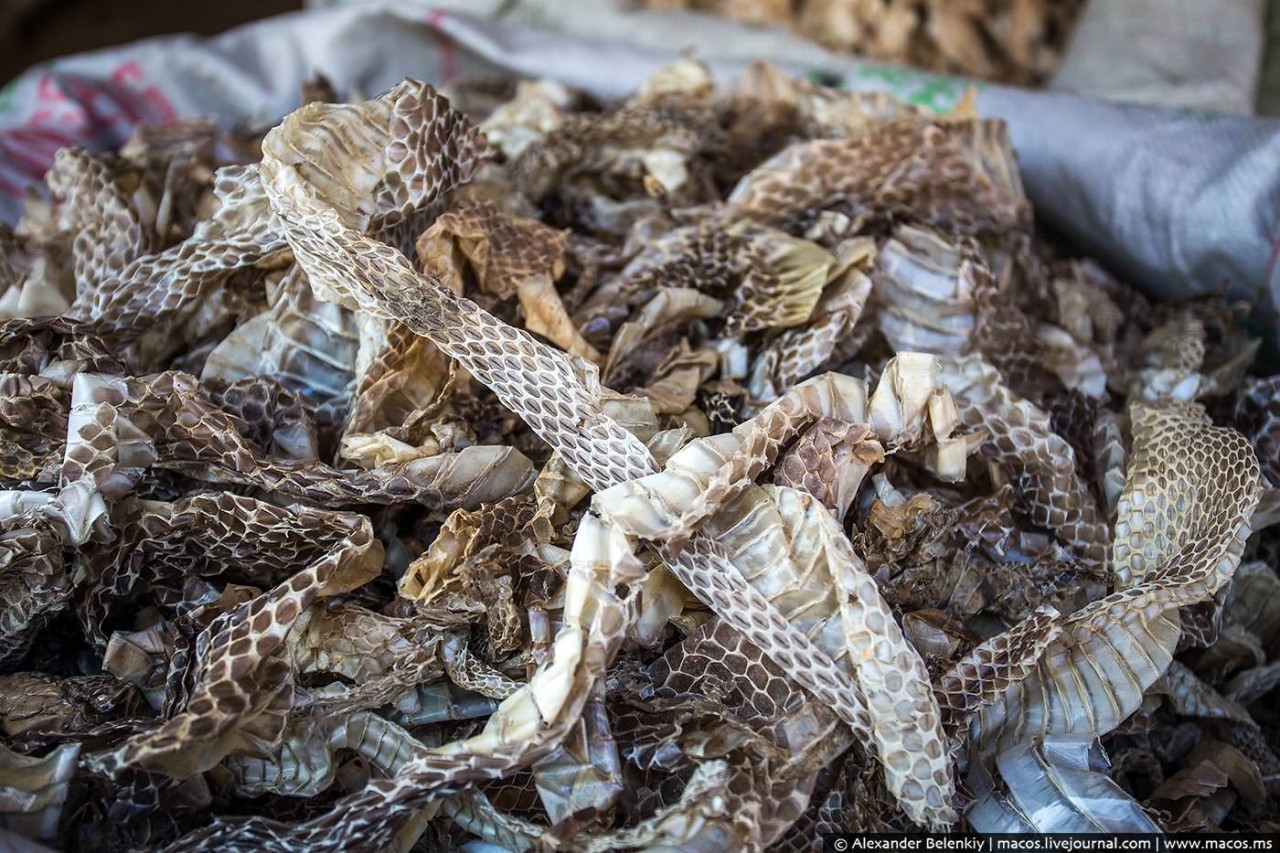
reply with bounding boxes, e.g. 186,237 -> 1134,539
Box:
0,62 -> 1273,851
641,0 -> 1086,86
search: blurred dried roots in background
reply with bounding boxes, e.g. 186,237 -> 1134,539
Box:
638,0 -> 1087,84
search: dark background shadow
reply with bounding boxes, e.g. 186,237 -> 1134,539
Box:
1,0 -> 301,85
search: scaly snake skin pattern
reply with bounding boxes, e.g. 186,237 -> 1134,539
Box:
0,67 -> 1272,848
262,111 -> 959,828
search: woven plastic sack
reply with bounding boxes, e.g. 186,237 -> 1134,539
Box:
1,4 -> 1277,340
308,0 -> 1271,115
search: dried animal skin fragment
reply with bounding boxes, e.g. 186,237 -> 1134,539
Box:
725,118 -> 1028,240
602,287 -> 723,394
443,636 -> 522,700
288,602 -> 446,688
649,618 -> 840,753
76,493 -> 371,654
0,741 -> 80,842
1127,314 -> 1207,402
343,317 -> 445,439
46,148 -> 156,305
774,418 -> 883,522
223,712 -> 431,798
1231,374 -> 1280,488
439,788 -> 543,850
159,367 -> 641,851
936,606 -> 1062,732
0,516 -> 68,668
480,79 -> 573,160
1155,661 -> 1253,723
399,495 -> 538,602
519,276 -> 602,366
202,267 -> 360,423
942,356 -> 1108,564
111,373 -> 533,509
1111,402 -> 1256,589
261,163 -> 657,494
1224,561 -> 1280,659
875,224 -> 980,356
967,736 -> 1161,832
53,372 -> 156,544
1149,739 -> 1267,827
416,194 -> 567,302
604,219 -> 835,337
629,341 -> 720,417
582,759 -> 735,851
747,240 -> 875,407
1035,324 -> 1106,398
64,165 -> 289,349
85,507 -> 383,779
512,106 -> 703,208
531,690 -> 624,825
592,367 -> 960,827
973,402 -> 1261,752
1126,303 -> 1258,405
261,79 -> 492,258
1051,260 -> 1127,350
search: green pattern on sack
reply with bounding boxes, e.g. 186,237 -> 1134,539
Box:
0,80 -> 17,114
853,65 -> 974,111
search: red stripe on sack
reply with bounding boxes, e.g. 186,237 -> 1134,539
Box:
427,10 -> 459,84
0,171 -> 26,197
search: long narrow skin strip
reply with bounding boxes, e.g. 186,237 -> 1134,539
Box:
970,403 -> 1260,751
181,95 -> 957,847
942,356 -> 1109,565
592,366 -> 958,826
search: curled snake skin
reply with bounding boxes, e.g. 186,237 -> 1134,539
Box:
261,109 -> 960,829
0,64 -> 1272,850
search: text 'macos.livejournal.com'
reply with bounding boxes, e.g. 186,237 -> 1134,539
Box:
823,835 -> 1279,853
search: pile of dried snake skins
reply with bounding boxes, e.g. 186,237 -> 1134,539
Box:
0,60 -> 1277,851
